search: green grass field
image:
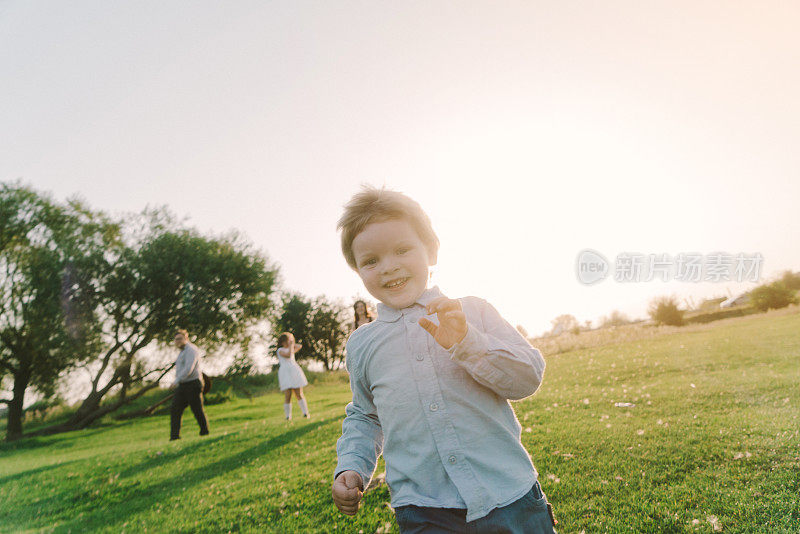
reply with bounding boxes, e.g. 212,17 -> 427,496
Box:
1,311 -> 799,533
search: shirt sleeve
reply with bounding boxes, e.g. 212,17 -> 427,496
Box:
334,341 -> 384,488
448,298 -> 546,401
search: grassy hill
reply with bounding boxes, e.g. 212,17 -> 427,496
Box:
1,310 -> 799,533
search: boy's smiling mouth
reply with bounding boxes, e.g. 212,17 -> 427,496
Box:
384,277 -> 410,289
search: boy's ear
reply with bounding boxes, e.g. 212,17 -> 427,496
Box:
428,247 -> 438,266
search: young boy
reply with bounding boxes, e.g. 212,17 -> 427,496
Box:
332,186 -> 556,533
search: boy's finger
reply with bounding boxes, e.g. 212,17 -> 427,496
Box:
428,300 -> 460,315
342,471 -> 364,490
338,494 -> 361,509
425,296 -> 449,311
339,505 -> 358,515
418,317 -> 438,336
335,491 -> 356,503
336,488 -> 363,503
333,487 -> 355,503
426,297 -> 460,314
335,486 -> 360,500
444,311 -> 466,323
335,500 -> 354,512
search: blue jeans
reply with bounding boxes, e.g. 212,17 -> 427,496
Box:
394,481 -> 557,533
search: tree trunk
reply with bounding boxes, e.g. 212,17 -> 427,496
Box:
5,362 -> 31,441
63,357 -> 127,427
26,381 -> 161,437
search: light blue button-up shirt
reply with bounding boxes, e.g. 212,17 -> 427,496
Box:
334,286 -> 546,522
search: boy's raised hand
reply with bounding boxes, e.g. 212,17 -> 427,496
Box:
419,297 -> 468,349
332,470 -> 364,516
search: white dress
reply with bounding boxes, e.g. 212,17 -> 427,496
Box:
277,349 -> 308,391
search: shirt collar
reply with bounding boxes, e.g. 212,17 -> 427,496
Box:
376,286 -> 444,322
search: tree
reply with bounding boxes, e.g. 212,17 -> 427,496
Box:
648,296 -> 684,326
549,314 -> 579,336
599,310 -> 631,328
272,293 -> 314,362
48,216 -> 279,433
0,184 -> 106,440
749,281 -> 798,312
272,293 -> 350,371
307,297 -> 350,371
226,350 -> 256,378
1,188 -> 281,439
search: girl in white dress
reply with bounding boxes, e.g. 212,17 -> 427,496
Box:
276,332 -> 309,420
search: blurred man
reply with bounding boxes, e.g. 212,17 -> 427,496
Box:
169,329 -> 210,440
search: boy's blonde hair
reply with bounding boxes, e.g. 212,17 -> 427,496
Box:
337,186 -> 439,270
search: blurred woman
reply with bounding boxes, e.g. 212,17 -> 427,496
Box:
353,299 -> 374,331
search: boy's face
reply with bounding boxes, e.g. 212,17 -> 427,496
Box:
351,218 -> 434,310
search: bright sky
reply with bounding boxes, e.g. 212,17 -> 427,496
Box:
2,1 -> 798,336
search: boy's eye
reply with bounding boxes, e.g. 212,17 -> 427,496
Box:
362,258 -> 377,266
397,248 -> 409,255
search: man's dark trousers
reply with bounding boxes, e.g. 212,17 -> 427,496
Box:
170,379 -> 209,439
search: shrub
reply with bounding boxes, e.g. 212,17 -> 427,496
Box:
749,281 -> 798,311
599,310 -> 631,328
684,307 -> 758,324
648,296 -> 685,326
204,382 -> 236,405
779,270 -> 800,291
22,398 -> 68,423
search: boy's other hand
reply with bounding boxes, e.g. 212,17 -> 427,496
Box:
419,297 -> 468,349
332,470 -> 364,516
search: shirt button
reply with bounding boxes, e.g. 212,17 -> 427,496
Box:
429,402 -> 438,412
416,354 -> 424,361
448,455 -> 457,464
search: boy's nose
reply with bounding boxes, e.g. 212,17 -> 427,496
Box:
379,259 -> 398,274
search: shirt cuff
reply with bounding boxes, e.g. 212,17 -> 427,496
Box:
448,323 -> 490,364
